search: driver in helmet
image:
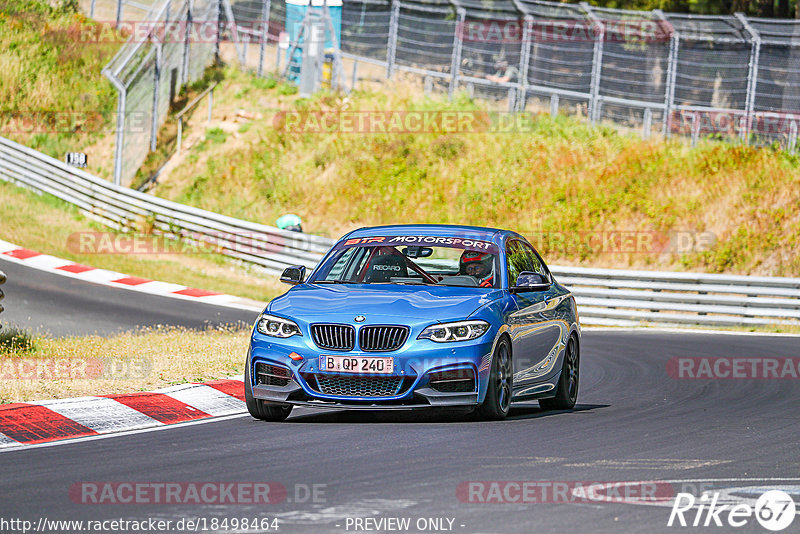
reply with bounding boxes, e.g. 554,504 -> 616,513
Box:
459,250 -> 495,287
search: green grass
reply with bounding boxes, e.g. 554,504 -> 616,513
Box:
154,68 -> 800,277
0,0 -> 121,159
205,127 -> 228,144
0,325 -> 249,403
0,326 -> 35,354
0,180 -> 286,302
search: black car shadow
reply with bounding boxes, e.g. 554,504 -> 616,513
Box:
282,403 -> 609,424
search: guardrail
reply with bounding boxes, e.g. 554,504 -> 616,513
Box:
555,266 -> 800,328
0,136 -> 329,274
1,133 -> 798,328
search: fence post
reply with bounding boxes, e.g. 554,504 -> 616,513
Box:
221,0 -> 245,66
643,107 -> 652,138
654,10 -> 678,137
116,0 -> 123,25
151,41 -> 163,152
106,73 -> 127,186
789,120 -> 798,152
386,0 -> 400,79
664,32 -> 679,137
735,13 -> 760,144
258,0 -> 272,77
516,15 -> 533,111
581,3 -> 604,124
177,117 -> 183,154
351,60 -> 359,91
150,1 -> 169,153
90,0 -> 96,18
448,7 -> 465,98
215,0 -> 222,63
181,0 -> 193,86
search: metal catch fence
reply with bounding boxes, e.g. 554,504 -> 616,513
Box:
92,0 -> 800,185
229,0 -> 800,146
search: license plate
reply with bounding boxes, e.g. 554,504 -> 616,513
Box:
319,355 -> 394,374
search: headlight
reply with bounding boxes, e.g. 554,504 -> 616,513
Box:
256,314 -> 302,338
418,320 -> 490,343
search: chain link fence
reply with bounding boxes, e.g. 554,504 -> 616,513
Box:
94,0 -> 800,185
226,0 -> 800,150
99,0 -> 221,185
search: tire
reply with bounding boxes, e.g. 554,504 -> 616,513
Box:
244,358 -> 293,422
539,335 -> 579,411
475,337 -> 513,420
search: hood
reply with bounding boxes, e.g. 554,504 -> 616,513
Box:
267,283 -> 504,324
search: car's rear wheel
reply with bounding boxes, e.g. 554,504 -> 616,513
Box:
539,335 -> 579,411
244,358 -> 293,422
475,337 -> 513,420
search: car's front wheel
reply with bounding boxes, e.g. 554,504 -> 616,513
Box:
475,337 -> 513,420
244,358 -> 293,422
539,334 -> 579,411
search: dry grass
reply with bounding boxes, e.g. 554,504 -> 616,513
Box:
0,325 -> 249,403
152,67 -> 800,277
0,180 -> 286,302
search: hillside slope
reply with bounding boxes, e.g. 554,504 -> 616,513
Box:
0,0 -> 120,173
152,69 -> 800,277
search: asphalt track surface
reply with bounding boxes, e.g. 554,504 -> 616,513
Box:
0,258 -> 259,336
2,261 -> 799,533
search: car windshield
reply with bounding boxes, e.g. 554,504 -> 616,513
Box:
310,236 -> 500,288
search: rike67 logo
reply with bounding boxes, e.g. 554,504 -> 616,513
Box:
668,490 -> 796,531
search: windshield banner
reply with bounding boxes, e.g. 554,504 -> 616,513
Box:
338,236 -> 498,253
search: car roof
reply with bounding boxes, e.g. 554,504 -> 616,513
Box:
345,224 -> 515,246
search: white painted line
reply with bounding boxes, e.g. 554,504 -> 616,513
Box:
78,269 -> 133,284
18,254 -> 72,270
196,294 -> 240,305
132,281 -> 187,294
165,384 -> 246,416
31,397 -> 162,434
0,239 -> 266,313
0,413 -> 252,453
0,433 -> 20,447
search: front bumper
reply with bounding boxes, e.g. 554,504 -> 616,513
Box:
248,333 -> 495,409
252,382 -> 479,410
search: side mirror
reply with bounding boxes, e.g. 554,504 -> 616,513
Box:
280,265 -> 306,285
511,271 -> 551,293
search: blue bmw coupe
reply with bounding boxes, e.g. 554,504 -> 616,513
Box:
245,224 -> 580,421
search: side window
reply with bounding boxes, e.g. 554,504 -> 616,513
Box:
520,241 -> 549,281
506,240 -> 534,285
